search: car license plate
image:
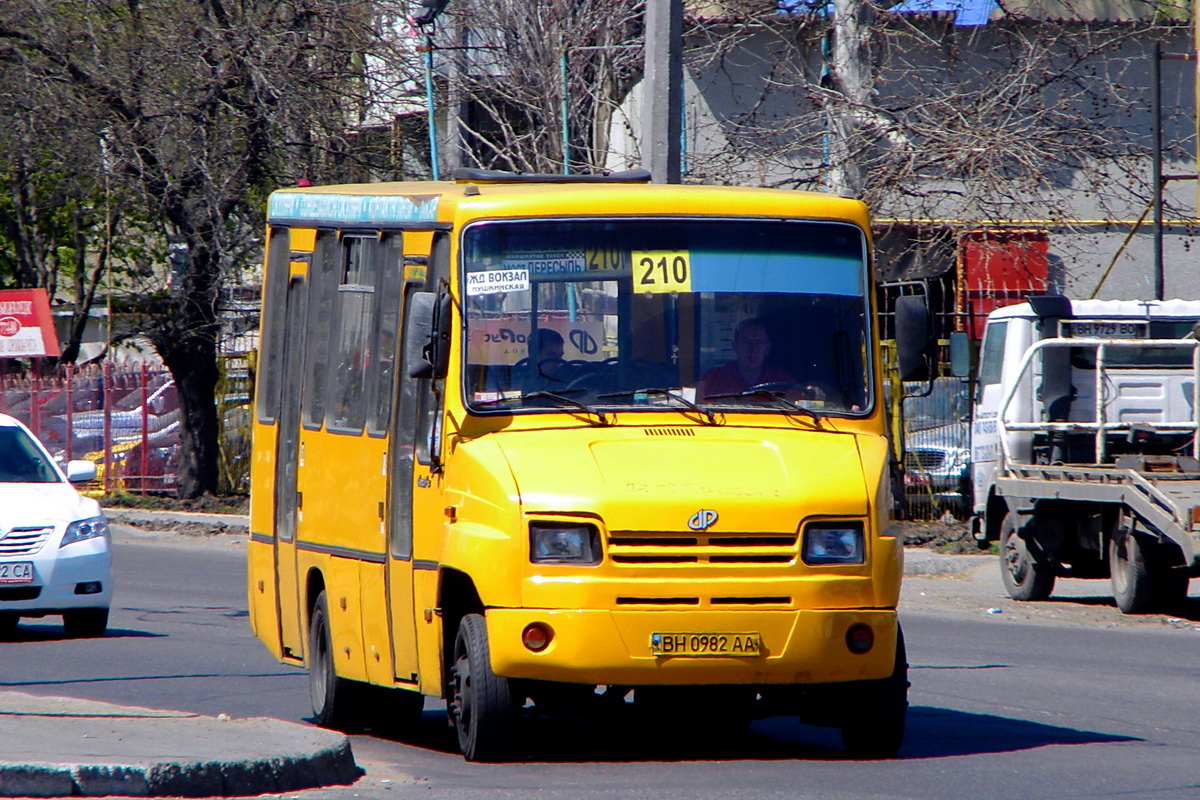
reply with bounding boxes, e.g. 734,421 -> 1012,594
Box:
0,562 -> 33,584
650,632 -> 762,657
1065,320 -> 1146,339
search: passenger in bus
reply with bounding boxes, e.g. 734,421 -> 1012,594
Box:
698,318 -> 794,398
532,328 -> 566,381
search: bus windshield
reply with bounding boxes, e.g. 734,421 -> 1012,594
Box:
461,218 -> 873,417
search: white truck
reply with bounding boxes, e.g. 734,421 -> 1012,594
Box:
966,297 -> 1200,613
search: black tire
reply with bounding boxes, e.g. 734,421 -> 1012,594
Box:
308,590 -> 362,730
448,613 -> 518,762
63,607 -> 108,638
840,626 -> 908,759
999,511 -> 1055,601
1145,541 -> 1191,611
1110,531 -> 1154,614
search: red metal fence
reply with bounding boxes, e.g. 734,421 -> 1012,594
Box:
1,363 -> 182,492
3,360 -> 254,495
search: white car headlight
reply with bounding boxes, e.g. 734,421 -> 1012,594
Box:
61,516 -> 110,548
802,522 -> 865,565
530,523 -> 601,565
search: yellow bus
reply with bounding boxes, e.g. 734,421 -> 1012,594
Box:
248,168 -> 910,761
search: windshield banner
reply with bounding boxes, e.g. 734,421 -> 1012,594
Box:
0,288 -> 61,358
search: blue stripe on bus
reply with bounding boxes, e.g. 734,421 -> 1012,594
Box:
268,193 -> 441,224
690,251 -> 865,296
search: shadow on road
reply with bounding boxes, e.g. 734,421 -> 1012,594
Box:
1041,594 -> 1200,622
360,703 -> 1137,763
898,705 -> 1138,758
0,622 -> 163,642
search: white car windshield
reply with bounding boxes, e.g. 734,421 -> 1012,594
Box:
0,427 -> 59,483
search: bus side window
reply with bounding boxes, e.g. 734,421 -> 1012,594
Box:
302,230 -> 340,429
415,233 -> 449,469
256,226 -> 290,424
327,235 -> 382,434
367,234 -> 405,437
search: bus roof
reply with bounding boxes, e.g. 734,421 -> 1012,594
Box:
265,180 -> 872,231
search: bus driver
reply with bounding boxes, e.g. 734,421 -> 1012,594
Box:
698,318 -> 794,398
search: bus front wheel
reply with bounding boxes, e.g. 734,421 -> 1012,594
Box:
448,613 -> 518,761
839,626 -> 908,759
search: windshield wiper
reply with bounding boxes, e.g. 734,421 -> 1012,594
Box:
595,388 -> 717,425
706,387 -> 823,422
476,389 -> 607,424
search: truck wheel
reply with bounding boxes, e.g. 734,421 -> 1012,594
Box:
840,626 -> 908,759
999,511 -> 1055,601
1110,532 -> 1154,613
308,590 -> 362,730
448,613 -> 518,761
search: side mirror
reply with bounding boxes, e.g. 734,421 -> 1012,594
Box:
894,294 -> 934,382
66,460 -> 97,483
406,291 -> 453,380
948,331 -> 971,378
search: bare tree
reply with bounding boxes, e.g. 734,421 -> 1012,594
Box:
428,0 -> 644,173
0,0 -> 411,496
680,0 -> 1194,236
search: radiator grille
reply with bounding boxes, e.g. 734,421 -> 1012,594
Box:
0,586 -> 41,602
0,527 -> 53,557
615,595 -> 793,607
608,530 -> 797,566
643,427 -> 696,437
905,449 -> 946,470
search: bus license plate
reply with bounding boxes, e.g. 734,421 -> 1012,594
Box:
650,632 -> 761,657
0,562 -> 33,584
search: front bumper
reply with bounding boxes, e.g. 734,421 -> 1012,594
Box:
486,607 -> 897,686
0,541 -> 112,615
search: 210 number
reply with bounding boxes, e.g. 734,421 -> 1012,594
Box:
632,250 -> 691,294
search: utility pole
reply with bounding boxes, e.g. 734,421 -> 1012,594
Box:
643,0 -> 682,184
1153,39 -> 1164,301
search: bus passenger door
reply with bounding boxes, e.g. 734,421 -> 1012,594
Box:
386,286 -> 421,685
274,273 -> 307,659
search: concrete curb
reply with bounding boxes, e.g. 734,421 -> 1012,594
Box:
904,548 -> 993,576
0,693 -> 360,797
102,508 -> 249,536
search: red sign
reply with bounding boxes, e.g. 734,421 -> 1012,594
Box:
0,289 -> 61,358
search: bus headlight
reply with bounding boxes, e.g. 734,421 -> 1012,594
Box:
802,522 -> 864,565
529,523 -> 601,565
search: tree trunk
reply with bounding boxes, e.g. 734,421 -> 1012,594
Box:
152,240 -> 222,499
163,341 -> 221,498
828,0 -> 873,196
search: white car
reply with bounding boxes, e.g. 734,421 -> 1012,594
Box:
0,413 -> 112,637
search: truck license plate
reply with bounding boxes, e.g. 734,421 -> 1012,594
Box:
0,562 -> 33,584
1066,321 -> 1145,338
650,632 -> 761,657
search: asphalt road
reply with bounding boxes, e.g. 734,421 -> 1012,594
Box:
2,528 -> 1199,799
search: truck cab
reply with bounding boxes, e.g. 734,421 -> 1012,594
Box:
970,297 -> 1200,612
